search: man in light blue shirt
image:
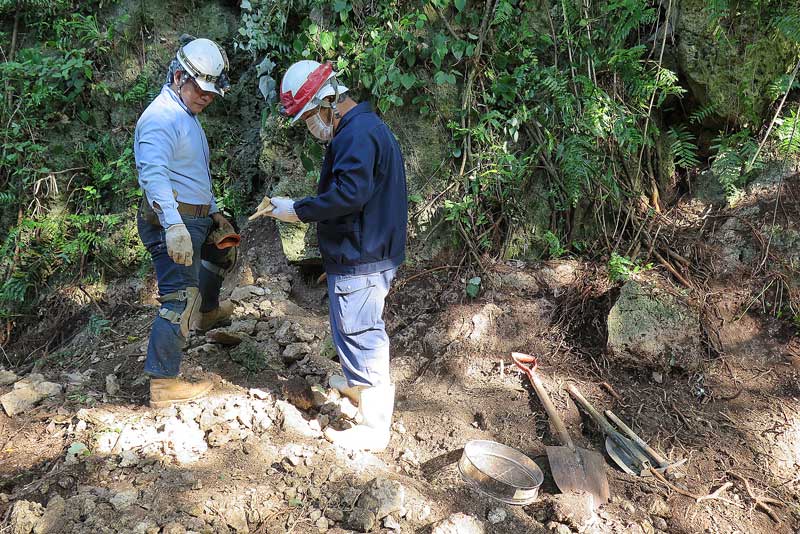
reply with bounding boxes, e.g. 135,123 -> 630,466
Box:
135,36 -> 236,408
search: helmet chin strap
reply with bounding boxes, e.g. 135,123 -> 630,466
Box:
330,77 -> 342,120
318,77 -> 342,120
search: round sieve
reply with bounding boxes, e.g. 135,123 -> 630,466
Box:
458,439 -> 544,505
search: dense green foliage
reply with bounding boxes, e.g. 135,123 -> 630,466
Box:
0,0 -> 798,341
237,0 -> 800,263
0,2 -> 148,325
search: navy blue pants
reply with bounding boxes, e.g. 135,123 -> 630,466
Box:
137,214 -> 229,378
327,268 -> 396,387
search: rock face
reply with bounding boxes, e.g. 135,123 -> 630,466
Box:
607,280 -> 701,370
673,0 -> 799,126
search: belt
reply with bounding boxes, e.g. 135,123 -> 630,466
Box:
176,202 -> 211,217
139,198 -> 211,226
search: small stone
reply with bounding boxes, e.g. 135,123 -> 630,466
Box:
275,321 -> 294,344
231,285 -> 262,302
109,489 -> 138,511
33,380 -> 62,397
354,478 -> 405,522
0,370 -> 18,385
325,509 -> 344,521
533,508 -> 549,522
644,494 -> 670,517
551,491 -> 595,528
640,519 -> 655,534
339,398 -> 359,420
315,516 -> 329,532
620,500 -> 635,514
162,522 -> 187,534
310,385 -> 328,408
133,520 -> 158,534
10,500 -> 44,534
1,388 -> 45,416
102,374 -> 119,397
545,522 -> 572,534
652,516 -> 668,530
282,377 -> 315,411
431,513 -> 485,534
276,400 -> 321,438
383,514 -> 402,531
221,504 -> 249,533
346,507 -> 376,532
282,343 -> 312,363
35,494 -> 66,534
652,371 -> 663,384
118,450 -> 140,468
487,507 -> 507,524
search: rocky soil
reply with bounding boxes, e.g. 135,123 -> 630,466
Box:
1,172 -> 799,534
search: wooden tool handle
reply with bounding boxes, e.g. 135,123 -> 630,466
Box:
605,410 -> 668,467
528,371 -> 574,449
566,384 -> 617,436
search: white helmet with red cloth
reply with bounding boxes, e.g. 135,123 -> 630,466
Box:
280,60 -> 348,122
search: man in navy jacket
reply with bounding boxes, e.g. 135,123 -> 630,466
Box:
252,60 -> 407,451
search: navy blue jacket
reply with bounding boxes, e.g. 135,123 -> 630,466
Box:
294,102 -> 407,275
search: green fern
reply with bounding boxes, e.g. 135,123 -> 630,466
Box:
689,103 -> 718,124
773,13 -> 800,44
668,126 -> 700,169
774,107 -> 800,156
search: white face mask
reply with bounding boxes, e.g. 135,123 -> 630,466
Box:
305,109 -> 333,141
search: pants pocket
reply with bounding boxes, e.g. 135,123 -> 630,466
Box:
333,275 -> 379,335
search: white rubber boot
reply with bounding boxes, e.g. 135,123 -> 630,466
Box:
324,384 -> 395,452
329,374 -> 365,406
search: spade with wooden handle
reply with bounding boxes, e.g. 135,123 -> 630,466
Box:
566,384 -> 653,477
512,353 -> 610,507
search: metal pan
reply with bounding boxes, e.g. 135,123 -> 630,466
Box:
458,439 -> 544,505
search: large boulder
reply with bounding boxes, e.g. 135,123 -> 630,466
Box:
607,280 -> 701,370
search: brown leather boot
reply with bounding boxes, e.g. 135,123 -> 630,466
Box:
150,377 -> 213,408
194,300 -> 233,333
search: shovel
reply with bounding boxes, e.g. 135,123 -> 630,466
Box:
566,384 -> 653,476
511,353 -> 610,506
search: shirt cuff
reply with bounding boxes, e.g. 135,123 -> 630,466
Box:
293,197 -> 312,223
158,207 -> 183,227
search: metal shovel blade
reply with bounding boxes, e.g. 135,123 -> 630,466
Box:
546,444 -> 610,506
604,435 -> 645,476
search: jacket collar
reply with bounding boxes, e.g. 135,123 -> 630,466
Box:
163,84 -> 195,116
334,102 -> 371,135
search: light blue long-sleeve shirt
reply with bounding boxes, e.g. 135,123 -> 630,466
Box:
134,84 -> 218,227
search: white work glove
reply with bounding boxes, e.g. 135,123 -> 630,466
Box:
165,223 -> 194,266
267,197 -> 300,223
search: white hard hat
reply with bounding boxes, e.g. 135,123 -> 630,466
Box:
280,60 -> 348,122
176,38 -> 230,96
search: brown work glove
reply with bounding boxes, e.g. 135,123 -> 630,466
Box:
207,213 -> 240,249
